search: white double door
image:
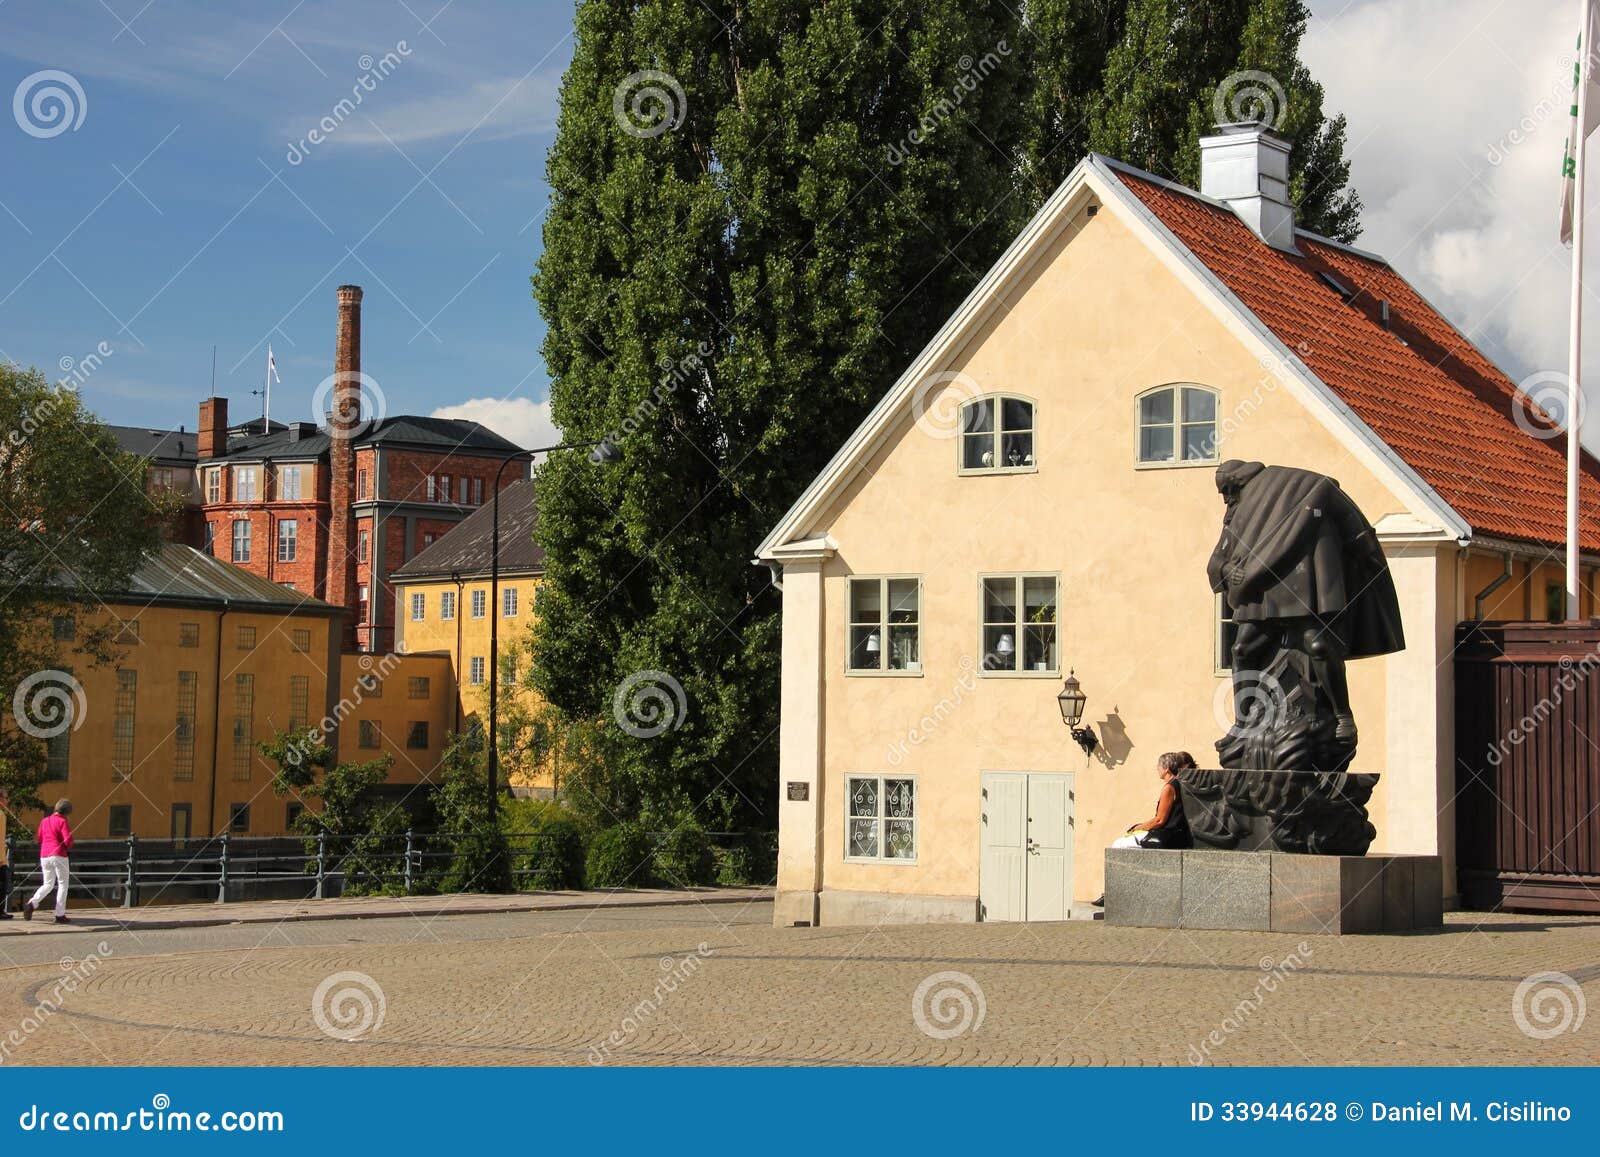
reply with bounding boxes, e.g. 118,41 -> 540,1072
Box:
979,772 -> 1075,921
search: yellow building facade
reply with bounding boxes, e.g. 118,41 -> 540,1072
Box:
391,478 -> 551,792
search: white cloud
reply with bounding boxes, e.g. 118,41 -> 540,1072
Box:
1302,0 -> 1600,444
432,395 -> 560,451
318,73 -> 563,148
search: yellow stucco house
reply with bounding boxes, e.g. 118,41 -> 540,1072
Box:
757,124 -> 1600,928
392,478 -> 552,792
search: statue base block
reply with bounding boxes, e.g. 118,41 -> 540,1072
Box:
1104,849 -> 1442,934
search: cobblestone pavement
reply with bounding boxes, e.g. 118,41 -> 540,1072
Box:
2,901 -> 1595,1066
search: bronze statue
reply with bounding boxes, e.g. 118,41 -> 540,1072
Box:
1207,461 -> 1404,773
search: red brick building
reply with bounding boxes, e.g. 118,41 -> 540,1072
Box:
195,285 -> 524,651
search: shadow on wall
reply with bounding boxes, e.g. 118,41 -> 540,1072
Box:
1093,710 -> 1132,767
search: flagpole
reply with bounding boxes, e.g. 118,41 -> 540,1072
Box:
1570,30 -> 1590,622
263,345 -> 273,435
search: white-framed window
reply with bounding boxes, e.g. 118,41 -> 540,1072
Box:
960,395 -> 1035,472
845,775 -> 917,862
233,465 -> 258,501
277,519 -> 297,562
358,583 -> 369,621
358,529 -> 369,562
472,477 -> 483,505
1216,592 -> 1238,674
279,465 -> 302,501
503,587 -> 518,617
469,656 -> 485,685
458,476 -> 469,504
206,468 -> 220,503
847,577 -> 920,673
441,590 -> 456,620
471,589 -> 486,619
980,574 -> 1059,674
437,474 -> 451,503
231,520 -> 251,563
422,532 -> 435,550
1137,384 -> 1220,465
410,592 -> 426,621
358,468 -> 370,498
426,475 -> 437,502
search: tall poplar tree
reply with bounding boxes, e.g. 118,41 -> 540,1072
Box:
531,0 -> 1364,829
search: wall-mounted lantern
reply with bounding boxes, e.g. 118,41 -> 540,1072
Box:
1057,669 -> 1098,756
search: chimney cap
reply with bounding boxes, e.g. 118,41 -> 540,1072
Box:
337,284 -> 363,300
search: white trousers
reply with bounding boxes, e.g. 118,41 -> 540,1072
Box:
1111,832 -> 1154,849
29,856 -> 69,917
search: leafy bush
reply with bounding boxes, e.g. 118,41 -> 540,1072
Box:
714,831 -> 777,886
654,821 -> 716,888
585,823 -> 654,888
523,819 -> 586,890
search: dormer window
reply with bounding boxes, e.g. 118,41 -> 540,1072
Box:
960,395 -> 1035,473
1136,385 -> 1219,465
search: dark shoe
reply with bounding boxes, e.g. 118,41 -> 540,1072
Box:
22,902 -> 34,921
1091,895 -> 1105,907
0,910 -> 12,920
53,914 -> 70,924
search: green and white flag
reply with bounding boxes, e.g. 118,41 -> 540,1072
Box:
1561,0 -> 1600,244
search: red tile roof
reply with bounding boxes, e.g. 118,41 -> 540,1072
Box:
1116,166 -> 1600,554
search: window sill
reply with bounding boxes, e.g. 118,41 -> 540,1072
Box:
957,465 -> 1038,477
844,668 -> 926,678
1133,458 -> 1219,471
842,856 -> 919,866
979,669 -> 1061,679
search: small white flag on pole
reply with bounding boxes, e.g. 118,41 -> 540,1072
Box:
263,345 -> 280,434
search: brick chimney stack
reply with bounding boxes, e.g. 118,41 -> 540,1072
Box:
197,396 -> 228,459
326,284 -> 363,649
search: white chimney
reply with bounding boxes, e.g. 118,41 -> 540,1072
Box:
1198,122 -> 1297,252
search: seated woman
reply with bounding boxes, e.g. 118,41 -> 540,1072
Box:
1110,751 -> 1194,850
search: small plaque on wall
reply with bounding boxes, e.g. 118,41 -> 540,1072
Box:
786,781 -> 810,802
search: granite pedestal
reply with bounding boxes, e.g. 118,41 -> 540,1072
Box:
1104,848 -> 1443,934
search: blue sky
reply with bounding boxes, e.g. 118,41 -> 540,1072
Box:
1,1 -> 1593,450
0,0 -> 574,444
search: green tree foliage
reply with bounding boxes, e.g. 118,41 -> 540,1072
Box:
431,729 -> 512,893
0,363 -> 172,813
532,1 -> 1364,831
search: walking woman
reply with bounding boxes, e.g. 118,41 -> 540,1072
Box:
23,799 -> 74,923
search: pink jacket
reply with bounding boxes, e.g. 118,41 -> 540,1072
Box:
37,813 -> 73,859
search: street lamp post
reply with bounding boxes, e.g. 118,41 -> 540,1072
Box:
487,439 -> 618,820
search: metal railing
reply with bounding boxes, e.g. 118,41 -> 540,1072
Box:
2,829 -> 769,910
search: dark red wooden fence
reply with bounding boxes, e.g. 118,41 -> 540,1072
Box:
1455,621 -> 1600,913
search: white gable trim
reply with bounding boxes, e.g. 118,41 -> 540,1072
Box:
755,156 -> 1469,561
